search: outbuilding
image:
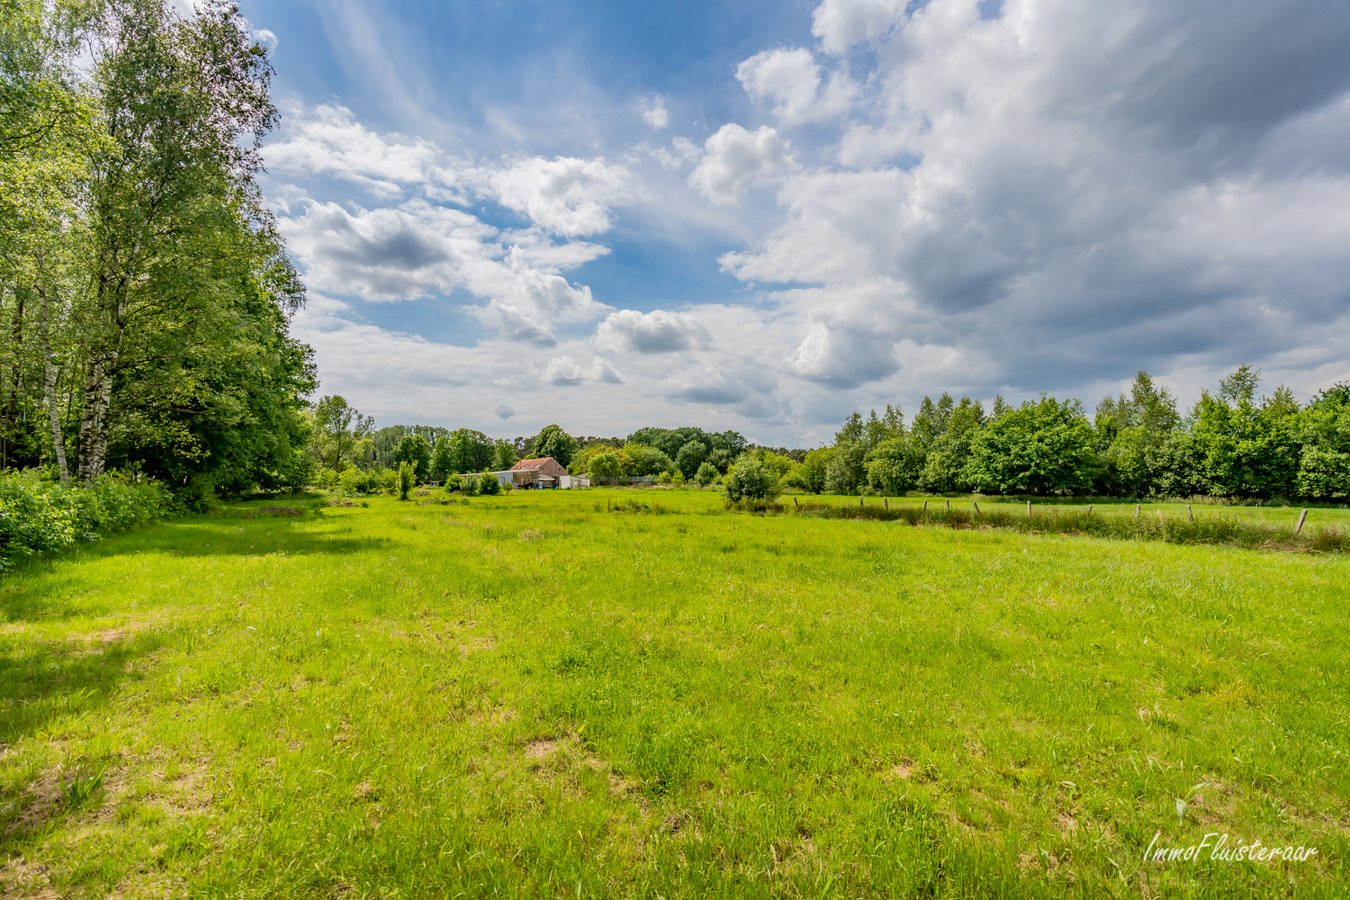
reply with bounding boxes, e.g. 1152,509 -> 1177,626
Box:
510,456 -> 569,489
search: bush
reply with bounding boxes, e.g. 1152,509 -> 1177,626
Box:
338,466 -> 395,496
694,461 -> 718,485
478,469 -> 501,495
723,455 -> 780,503
444,474 -> 463,493
0,471 -> 170,569
398,462 -> 416,500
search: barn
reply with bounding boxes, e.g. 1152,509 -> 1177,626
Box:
510,456 -> 570,489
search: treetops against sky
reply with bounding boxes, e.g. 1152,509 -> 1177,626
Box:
237,0 -> 1350,447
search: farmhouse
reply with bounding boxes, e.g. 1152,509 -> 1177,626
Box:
510,456 -> 570,489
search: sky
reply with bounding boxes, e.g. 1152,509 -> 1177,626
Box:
233,0 -> 1350,445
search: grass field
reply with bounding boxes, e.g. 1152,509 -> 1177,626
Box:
2,488 -> 1347,898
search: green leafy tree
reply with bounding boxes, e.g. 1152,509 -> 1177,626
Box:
392,434 -> 432,483
723,455 -> 780,503
674,440 -> 707,479
492,439 -> 516,471
623,443 -> 674,477
397,461 -> 414,500
1295,384 -> 1350,498
587,450 -> 626,479
313,396 -> 373,471
965,396 -> 1100,495
797,448 -> 833,494
1188,368 -> 1299,498
532,424 -> 578,467
430,436 -> 452,481
916,396 -> 984,493
865,438 -> 919,494
694,461 -> 718,485
447,428 -> 493,473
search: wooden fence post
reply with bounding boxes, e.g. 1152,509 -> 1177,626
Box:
1027,500 -> 1032,516
884,498 -> 889,510
973,501 -> 981,517
1135,504 -> 1141,519
1187,504 -> 1193,523
859,495 -> 864,508
1295,509 -> 1308,534
923,500 -> 928,512
1087,505 -> 1092,514
946,499 -> 951,510
794,496 -> 799,509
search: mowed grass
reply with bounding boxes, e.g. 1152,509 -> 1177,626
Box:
1,489 -> 1347,898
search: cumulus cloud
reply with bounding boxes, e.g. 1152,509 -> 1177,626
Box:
495,404 -> 515,419
642,96 -> 671,129
811,0 -> 908,55
716,0 -> 1350,392
487,157 -> 630,237
688,124 -> 799,206
597,309 -> 712,354
266,106 -> 631,235
542,356 -> 623,385
736,48 -> 856,125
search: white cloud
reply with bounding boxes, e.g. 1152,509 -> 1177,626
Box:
715,0 -> 1350,393
487,157 -> 630,237
596,309 -> 712,354
736,48 -> 856,126
542,355 -> 623,385
811,0 -> 908,55
495,404 -> 515,419
688,124 -> 799,206
642,96 -> 671,129
252,28 -> 279,50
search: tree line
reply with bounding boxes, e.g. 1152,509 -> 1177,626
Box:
1,0 -> 313,507
805,368 -> 1350,500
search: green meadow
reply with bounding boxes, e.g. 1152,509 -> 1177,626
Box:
1,490 -> 1347,898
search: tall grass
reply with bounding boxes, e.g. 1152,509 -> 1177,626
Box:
781,499 -> 1349,552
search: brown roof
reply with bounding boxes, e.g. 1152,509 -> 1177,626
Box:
510,457 -> 568,478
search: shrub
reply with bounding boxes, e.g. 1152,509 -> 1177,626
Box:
338,466 -> 395,496
444,474 -> 463,493
694,461 -> 718,485
723,455 -> 780,503
657,470 -> 674,484
0,471 -> 170,569
478,469 -> 501,495
398,462 -> 416,500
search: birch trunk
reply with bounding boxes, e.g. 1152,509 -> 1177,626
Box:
36,287 -> 69,483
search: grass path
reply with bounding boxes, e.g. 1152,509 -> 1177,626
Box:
1,489 -> 1347,898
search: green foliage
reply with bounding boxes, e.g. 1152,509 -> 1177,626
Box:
694,461 -> 718,485
531,424 -> 578,468
723,454 -> 780,503
492,439 -> 517,471
0,469 -> 168,567
965,396 -> 1099,495
392,434 -> 432,483
397,462 -> 415,500
338,466 -> 394,497
1189,378 -> 1299,499
624,443 -> 674,477
673,440 -> 707,479
477,469 -> 501,496
586,450 -> 627,480
864,438 -> 916,494
824,441 -> 867,494
443,473 -> 463,494
795,448 -> 833,494
447,429 -> 494,474
430,437 -> 453,482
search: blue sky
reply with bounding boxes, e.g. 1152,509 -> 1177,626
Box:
234,0 -> 1350,444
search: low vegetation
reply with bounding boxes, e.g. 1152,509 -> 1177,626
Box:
1,490 -> 1345,897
